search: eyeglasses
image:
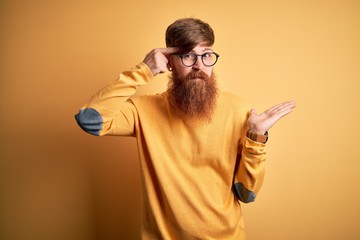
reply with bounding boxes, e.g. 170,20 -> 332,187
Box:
174,52 -> 220,67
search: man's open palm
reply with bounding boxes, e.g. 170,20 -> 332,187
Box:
247,101 -> 296,134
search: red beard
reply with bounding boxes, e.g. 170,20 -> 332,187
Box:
167,69 -> 218,122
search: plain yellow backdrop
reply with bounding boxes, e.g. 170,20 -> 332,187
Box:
1,0 -> 359,239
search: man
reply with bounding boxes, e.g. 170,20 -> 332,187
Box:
75,18 -> 296,239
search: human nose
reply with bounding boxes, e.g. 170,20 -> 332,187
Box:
192,55 -> 204,70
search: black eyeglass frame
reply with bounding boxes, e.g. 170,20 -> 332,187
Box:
173,52 -> 220,67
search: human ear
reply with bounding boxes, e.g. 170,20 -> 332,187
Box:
167,57 -> 173,71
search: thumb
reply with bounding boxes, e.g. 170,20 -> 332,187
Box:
250,108 -> 257,116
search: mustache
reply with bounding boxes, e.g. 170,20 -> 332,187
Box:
186,71 -> 209,81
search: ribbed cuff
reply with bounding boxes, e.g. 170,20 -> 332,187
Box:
137,62 -> 155,81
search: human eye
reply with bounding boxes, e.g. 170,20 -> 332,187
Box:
182,53 -> 195,60
203,52 -> 213,58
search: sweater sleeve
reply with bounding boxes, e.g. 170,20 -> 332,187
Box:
74,62 -> 154,136
232,137 -> 266,203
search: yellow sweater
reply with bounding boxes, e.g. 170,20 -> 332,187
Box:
75,62 -> 266,240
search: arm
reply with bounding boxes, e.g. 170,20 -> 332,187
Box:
75,47 -> 178,136
75,62 -> 153,136
233,138 -> 266,203
233,101 -> 296,203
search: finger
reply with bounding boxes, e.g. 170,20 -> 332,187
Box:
273,101 -> 296,114
276,107 -> 294,118
271,104 -> 296,122
158,47 -> 179,56
271,100 -> 296,110
266,100 -> 296,113
250,108 -> 257,115
280,105 -> 296,116
281,100 -> 296,108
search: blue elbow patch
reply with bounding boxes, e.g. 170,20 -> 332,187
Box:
232,182 -> 256,203
75,108 -> 103,136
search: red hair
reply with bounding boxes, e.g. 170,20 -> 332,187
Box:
165,18 -> 215,54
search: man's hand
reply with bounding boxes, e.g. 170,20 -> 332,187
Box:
247,101 -> 296,134
143,47 -> 178,76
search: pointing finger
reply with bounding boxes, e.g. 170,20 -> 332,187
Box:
158,47 -> 179,55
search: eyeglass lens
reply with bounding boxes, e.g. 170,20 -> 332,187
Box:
181,52 -> 219,67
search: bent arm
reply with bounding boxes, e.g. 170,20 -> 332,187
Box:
233,100 -> 295,202
75,62 -> 154,136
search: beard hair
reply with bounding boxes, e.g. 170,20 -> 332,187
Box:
167,68 -> 218,122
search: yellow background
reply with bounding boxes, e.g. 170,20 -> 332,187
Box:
1,0 -> 359,239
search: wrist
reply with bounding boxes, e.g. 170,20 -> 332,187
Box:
249,128 -> 266,135
246,130 -> 268,143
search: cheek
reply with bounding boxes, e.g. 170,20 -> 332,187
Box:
174,65 -> 191,78
182,71 -> 192,80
